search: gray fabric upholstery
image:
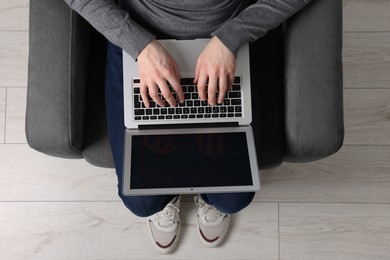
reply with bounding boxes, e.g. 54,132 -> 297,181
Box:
283,0 -> 344,162
26,0 -> 91,158
26,0 -> 344,168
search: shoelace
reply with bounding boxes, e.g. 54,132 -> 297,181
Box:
155,203 -> 180,228
195,196 -> 223,223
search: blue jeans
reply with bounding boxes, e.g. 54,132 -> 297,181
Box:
104,42 -> 255,217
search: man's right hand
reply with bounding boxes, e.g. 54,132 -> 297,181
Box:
137,39 -> 184,108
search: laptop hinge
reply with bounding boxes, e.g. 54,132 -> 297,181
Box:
138,122 -> 239,130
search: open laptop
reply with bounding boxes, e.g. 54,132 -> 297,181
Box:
122,38 -> 260,196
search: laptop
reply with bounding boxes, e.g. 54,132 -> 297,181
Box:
122,38 -> 260,196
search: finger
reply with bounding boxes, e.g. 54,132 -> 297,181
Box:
166,74 -> 184,104
194,60 -> 200,84
218,74 -> 228,105
228,73 -> 235,92
148,82 -> 165,107
207,75 -> 218,106
197,71 -> 208,101
158,80 -> 177,107
140,81 -> 150,108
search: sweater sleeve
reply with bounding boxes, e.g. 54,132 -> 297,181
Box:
212,0 -> 311,56
63,0 -> 155,60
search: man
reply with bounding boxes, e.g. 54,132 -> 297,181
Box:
64,0 -> 311,254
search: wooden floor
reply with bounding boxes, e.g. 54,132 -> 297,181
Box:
1,0 -> 390,259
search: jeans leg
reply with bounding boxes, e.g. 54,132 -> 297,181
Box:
201,192 -> 255,215
104,42 -> 176,217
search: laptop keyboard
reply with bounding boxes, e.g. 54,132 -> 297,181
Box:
132,77 -> 243,121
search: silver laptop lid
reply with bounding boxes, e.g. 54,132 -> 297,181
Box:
122,126 -> 261,196
123,39 -> 252,129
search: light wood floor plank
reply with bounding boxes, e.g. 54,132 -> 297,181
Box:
343,0 -> 390,32
255,145 -> 390,204
279,203 -> 390,260
3,143 -> 390,205
0,0 -> 29,31
5,87 -> 27,143
0,202 -> 278,260
343,32 -> 390,89
344,89 -> 390,145
0,31 -> 28,87
0,144 -> 119,201
0,87 -> 5,143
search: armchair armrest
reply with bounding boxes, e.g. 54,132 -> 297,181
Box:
26,0 -> 91,158
283,0 -> 344,162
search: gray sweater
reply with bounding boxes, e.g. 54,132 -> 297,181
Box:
64,0 -> 311,60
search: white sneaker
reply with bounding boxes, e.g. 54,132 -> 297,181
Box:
147,196 -> 181,254
194,195 -> 230,247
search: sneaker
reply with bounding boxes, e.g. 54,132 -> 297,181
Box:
147,196 -> 181,254
194,195 -> 230,247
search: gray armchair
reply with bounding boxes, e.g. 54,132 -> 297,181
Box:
26,0 -> 344,169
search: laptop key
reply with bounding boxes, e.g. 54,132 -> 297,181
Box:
180,78 -> 194,85
153,109 -> 160,115
224,99 -> 230,106
220,114 -> 227,118
235,113 -> 242,117
198,107 -> 205,114
175,108 -> 182,114
197,114 -> 204,118
212,114 -> 219,118
229,92 -> 241,98
220,107 -> 227,113
206,107 -> 212,113
183,108 -> 190,114
191,108 -> 197,114
146,109 -> 153,115
235,106 -> 242,112
168,108 -> 175,114
201,100 -> 208,106
181,115 -> 188,119
232,85 -> 241,91
228,106 -> 234,112
166,115 -> 173,119
158,116 -> 165,119
135,116 -> 141,120
174,115 -> 180,119
212,107 -> 219,113
134,109 -> 145,115
161,108 -> 167,115
231,99 -> 241,105
142,116 -> 149,120
189,115 -> 196,119
228,113 -> 234,117
134,87 -> 140,94
151,116 -> 157,120
194,100 -> 200,107
205,114 -> 211,118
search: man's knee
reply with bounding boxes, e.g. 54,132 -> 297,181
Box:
202,192 -> 255,214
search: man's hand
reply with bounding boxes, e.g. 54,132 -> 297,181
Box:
194,37 -> 237,106
137,40 -> 184,107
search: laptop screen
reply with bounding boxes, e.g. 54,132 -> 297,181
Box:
129,132 -> 253,189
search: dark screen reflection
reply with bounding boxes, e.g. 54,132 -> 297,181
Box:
130,132 -> 253,189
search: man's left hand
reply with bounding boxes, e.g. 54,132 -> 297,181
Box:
194,36 -> 237,106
